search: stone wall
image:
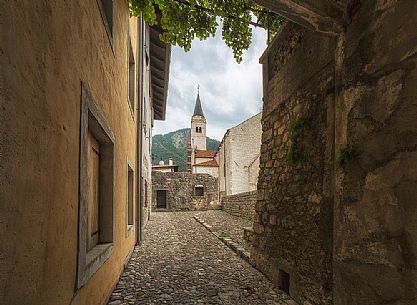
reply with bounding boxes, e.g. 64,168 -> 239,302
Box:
252,22 -> 336,305
333,2 -> 417,305
221,191 -> 257,220
152,172 -> 218,211
252,2 -> 417,305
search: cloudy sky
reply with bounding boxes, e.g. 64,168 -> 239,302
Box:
153,24 -> 267,141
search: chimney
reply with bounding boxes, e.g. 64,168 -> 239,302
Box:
168,157 -> 173,166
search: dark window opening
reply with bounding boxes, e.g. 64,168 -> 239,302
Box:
99,0 -> 113,37
128,38 -> 135,111
127,164 -> 134,227
195,186 -> 204,196
156,190 -> 167,209
278,270 -> 290,295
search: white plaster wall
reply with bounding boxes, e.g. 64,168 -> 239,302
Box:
218,142 -> 226,196
194,166 -> 219,178
222,113 -> 262,195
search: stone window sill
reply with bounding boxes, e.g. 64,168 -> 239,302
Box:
126,224 -> 134,237
83,243 -> 114,283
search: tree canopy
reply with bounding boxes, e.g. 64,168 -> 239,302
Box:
128,0 -> 284,63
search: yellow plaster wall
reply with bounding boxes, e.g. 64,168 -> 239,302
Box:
0,1 -> 140,304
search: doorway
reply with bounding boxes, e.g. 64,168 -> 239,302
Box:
156,190 -> 167,209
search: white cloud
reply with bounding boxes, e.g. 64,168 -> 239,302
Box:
153,25 -> 267,140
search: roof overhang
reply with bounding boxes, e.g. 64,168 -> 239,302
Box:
149,25 -> 171,121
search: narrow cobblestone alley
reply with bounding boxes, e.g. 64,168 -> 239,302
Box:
108,212 -> 295,305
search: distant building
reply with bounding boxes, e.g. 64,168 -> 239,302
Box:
152,158 -> 179,173
216,112 -> 262,197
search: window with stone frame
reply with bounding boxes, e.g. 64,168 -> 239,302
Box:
128,36 -> 135,113
194,185 -> 204,196
97,0 -> 114,47
77,83 -> 115,289
126,162 -> 134,235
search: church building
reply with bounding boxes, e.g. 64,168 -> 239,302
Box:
187,90 -> 219,178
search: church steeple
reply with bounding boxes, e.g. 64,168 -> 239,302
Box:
193,86 -> 204,117
188,85 -> 207,172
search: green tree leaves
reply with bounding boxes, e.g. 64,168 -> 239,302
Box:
128,0 -> 283,63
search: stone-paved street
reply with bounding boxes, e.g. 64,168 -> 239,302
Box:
108,212 -> 296,305
195,210 -> 252,252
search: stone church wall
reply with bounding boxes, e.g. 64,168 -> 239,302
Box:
152,172 -> 218,211
221,191 -> 257,220
253,2 -> 417,305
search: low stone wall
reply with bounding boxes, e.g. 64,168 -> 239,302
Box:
152,171 -> 219,211
221,191 -> 257,220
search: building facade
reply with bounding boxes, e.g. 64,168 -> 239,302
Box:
152,158 -> 179,173
216,112 -> 262,197
0,1 -> 170,305
152,172 -> 219,211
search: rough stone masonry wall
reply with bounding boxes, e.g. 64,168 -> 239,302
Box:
152,172 -> 218,211
333,2 -> 417,305
221,191 -> 257,220
252,22 -> 336,305
253,1 -> 417,305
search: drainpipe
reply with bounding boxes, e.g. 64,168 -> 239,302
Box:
136,15 -> 144,245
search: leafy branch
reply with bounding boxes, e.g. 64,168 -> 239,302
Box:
128,0 -> 283,63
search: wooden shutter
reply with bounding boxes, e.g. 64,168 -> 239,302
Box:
86,130 -> 100,251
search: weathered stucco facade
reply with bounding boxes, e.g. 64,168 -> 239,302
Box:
252,1 -> 417,305
0,1 -> 170,305
152,172 -> 218,211
217,112 -> 262,197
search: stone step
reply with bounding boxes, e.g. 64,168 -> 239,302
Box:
243,226 -> 255,242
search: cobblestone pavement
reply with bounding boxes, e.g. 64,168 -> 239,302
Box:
194,210 -> 252,252
108,212 -> 297,305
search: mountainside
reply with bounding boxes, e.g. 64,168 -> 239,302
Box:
152,128 -> 220,172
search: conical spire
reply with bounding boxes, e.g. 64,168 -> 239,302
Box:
193,87 -> 204,117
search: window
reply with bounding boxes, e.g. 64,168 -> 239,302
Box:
195,127 -> 202,133
142,179 -> 148,207
77,83 -> 115,289
196,126 -> 199,133
126,162 -> 134,235
278,269 -> 290,295
97,0 -> 114,45
156,190 -> 167,208
128,37 -> 135,112
195,185 -> 204,196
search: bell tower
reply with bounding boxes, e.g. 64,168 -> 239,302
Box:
187,86 -> 207,172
